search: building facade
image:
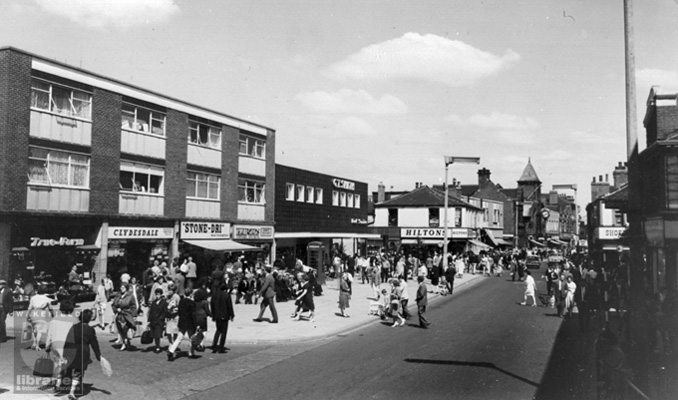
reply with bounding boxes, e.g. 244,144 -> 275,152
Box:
0,47 -> 275,286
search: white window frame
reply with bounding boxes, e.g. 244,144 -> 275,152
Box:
27,146 -> 90,188
354,194 -> 361,209
238,178 -> 265,204
186,171 -> 220,200
347,193 -> 354,208
286,183 -> 295,201
188,121 -> 222,149
340,192 -> 347,207
121,102 -> 166,136
238,135 -> 266,159
306,186 -> 314,203
315,188 -> 323,204
119,162 -> 164,195
31,78 -> 92,121
297,184 -> 305,202
332,190 -> 339,206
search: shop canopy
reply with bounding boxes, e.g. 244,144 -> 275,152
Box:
547,238 -> 568,247
468,239 -> 492,249
495,238 -> 514,246
183,239 -> 261,252
482,229 -> 499,247
529,238 -> 546,247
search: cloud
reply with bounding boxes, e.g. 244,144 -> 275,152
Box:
34,0 -> 179,29
327,33 -> 519,86
637,68 -> 678,93
445,112 -> 540,144
296,89 -> 408,115
544,150 -> 573,161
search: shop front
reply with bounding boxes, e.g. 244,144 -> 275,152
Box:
106,225 -> 174,284
232,224 -> 273,265
644,217 -> 678,294
591,226 -> 629,270
399,227 -> 476,257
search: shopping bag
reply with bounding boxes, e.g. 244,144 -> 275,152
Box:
21,322 -> 33,342
140,329 -> 153,345
190,328 -> 204,348
100,357 -> 113,377
33,352 -> 54,377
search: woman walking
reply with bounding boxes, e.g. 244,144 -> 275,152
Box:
112,283 -> 137,351
147,288 -> 167,353
167,288 -> 197,361
193,286 -> 211,351
563,275 -> 577,318
338,272 -> 351,318
63,309 -> 101,400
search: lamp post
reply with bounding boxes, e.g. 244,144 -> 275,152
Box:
552,184 -> 578,247
443,156 -> 480,269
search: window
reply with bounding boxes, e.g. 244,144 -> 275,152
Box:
455,208 -> 462,227
388,208 -> 398,227
238,178 -> 265,203
31,78 -> 92,120
119,162 -> 164,194
340,192 -> 347,207
28,147 -> 90,188
121,103 -> 165,136
186,172 -> 220,200
332,190 -> 339,206
286,183 -> 295,201
429,208 -> 440,227
306,186 -> 314,203
666,155 -> 678,209
316,188 -> 323,204
354,194 -> 361,209
347,193 -> 354,208
189,121 -> 221,149
239,135 -> 266,158
297,185 -> 305,202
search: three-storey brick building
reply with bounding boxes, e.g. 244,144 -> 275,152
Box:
0,47 -> 275,286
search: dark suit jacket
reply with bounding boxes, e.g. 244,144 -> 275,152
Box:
416,283 -> 428,306
1,287 -> 14,313
259,273 -> 276,299
211,289 -> 234,321
65,322 -> 101,371
177,296 -> 196,333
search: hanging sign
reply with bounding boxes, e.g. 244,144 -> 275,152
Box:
181,222 -> 230,239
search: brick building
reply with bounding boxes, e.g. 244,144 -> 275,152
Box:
0,47 -> 275,286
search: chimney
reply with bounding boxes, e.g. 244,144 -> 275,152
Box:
549,190 -> 558,205
377,181 -> 385,203
478,168 -> 491,188
613,161 -> 628,189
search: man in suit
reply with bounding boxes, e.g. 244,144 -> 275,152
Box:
415,275 -> 431,329
0,279 -> 14,343
253,266 -> 278,323
211,283 -> 234,353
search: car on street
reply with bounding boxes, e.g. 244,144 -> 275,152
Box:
525,255 -> 541,269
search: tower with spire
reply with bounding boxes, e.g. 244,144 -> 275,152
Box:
517,158 -> 542,203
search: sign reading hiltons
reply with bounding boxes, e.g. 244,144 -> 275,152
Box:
30,237 -> 85,247
181,222 -> 230,239
332,178 -> 355,191
108,227 -> 174,240
401,228 -> 471,239
233,225 -> 274,240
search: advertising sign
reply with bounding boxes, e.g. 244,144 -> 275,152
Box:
595,227 -> 627,240
108,227 -> 174,240
400,228 -> 472,239
233,225 -> 274,240
180,222 -> 230,239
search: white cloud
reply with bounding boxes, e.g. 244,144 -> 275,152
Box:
34,0 -> 179,29
445,112 -> 539,144
636,68 -> 678,93
467,113 -> 540,130
327,33 -> 519,86
544,150 -> 573,161
296,89 -> 408,115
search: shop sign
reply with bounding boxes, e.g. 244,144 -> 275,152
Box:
233,225 -> 274,240
401,228 -> 471,239
351,218 -> 368,225
30,237 -> 85,247
332,178 -> 355,191
595,227 -> 627,240
108,227 -> 174,240
180,222 -> 230,239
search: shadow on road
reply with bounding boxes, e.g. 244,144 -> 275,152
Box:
404,358 -> 539,387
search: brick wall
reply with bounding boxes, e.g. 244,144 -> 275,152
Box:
90,88 -> 122,215
0,49 -> 31,212
221,125 -> 239,221
165,109 -> 188,219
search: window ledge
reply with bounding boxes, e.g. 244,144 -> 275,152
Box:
121,127 -> 166,139
30,108 -> 92,124
187,197 -> 220,202
120,191 -> 163,198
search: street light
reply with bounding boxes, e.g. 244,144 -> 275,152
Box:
443,156 -> 480,269
552,184 -> 578,246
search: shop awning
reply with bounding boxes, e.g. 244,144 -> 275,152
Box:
529,239 -> 546,247
468,239 -> 491,249
11,247 -> 30,252
183,239 -> 261,252
547,238 -> 568,246
495,238 -> 514,246
76,244 -> 100,251
483,229 -> 499,247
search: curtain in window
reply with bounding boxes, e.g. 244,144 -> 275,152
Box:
70,154 -> 89,186
31,81 -> 50,110
51,86 -> 72,116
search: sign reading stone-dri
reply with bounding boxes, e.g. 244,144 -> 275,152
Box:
180,222 -> 230,239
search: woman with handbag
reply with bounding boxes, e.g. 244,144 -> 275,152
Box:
62,309 -> 101,400
167,288 -> 197,361
193,284 -> 211,351
147,288 -> 167,353
26,287 -> 54,349
111,284 -> 137,351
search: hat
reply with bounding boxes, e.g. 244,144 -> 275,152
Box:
180,264 -> 188,274
0,279 -> 6,286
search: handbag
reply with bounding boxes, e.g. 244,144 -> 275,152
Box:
140,329 -> 153,345
33,353 -> 54,377
21,322 -> 33,342
190,328 -> 204,348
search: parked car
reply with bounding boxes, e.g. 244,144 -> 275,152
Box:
525,255 -> 542,269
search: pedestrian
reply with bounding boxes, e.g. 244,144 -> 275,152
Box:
167,288 -> 198,361
93,280 -> 108,330
338,272 -> 351,318
415,275 -> 430,329
62,309 -> 101,400
103,275 -> 114,300
211,283 -> 234,354
193,284 -> 211,351
0,279 -> 14,344
292,273 -> 315,322
253,266 -> 278,323
396,276 -> 411,320
211,264 -> 225,294
165,283 -> 181,348
563,275 -> 577,317
389,281 -> 406,327
186,256 -> 197,290
371,260 -> 382,298
147,288 -> 167,353
444,262 -> 456,296
174,262 -> 187,297
26,287 -> 54,349
112,283 -> 137,351
521,270 -> 538,307
142,261 -> 156,307
149,275 -> 168,302
45,299 -> 77,393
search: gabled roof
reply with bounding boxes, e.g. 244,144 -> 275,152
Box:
601,183 -> 628,210
376,185 -> 482,210
460,185 -> 479,197
518,158 -> 541,183
500,188 -> 519,200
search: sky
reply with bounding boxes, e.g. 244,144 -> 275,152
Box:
2,0 -> 678,210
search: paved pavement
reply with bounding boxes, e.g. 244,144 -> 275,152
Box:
0,272 -> 484,399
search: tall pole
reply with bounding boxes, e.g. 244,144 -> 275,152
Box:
443,163 -> 450,270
